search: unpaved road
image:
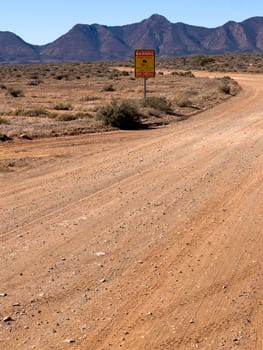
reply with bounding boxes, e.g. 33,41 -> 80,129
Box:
0,73 -> 262,349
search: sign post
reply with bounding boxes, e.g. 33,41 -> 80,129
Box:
134,49 -> 155,99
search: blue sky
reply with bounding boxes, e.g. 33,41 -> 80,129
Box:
1,0 -> 263,45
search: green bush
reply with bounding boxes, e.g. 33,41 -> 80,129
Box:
96,99 -> 141,129
142,96 -> 172,113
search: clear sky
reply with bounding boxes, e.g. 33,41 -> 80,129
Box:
1,0 -> 263,45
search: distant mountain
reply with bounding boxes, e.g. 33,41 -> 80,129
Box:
0,31 -> 39,63
1,14 -> 263,63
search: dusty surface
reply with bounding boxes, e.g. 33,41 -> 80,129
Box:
0,72 -> 262,349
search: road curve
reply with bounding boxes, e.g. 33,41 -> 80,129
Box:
0,73 -> 262,349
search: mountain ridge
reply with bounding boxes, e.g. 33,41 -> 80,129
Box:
1,14 -> 263,63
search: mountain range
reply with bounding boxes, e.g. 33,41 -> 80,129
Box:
1,14 -> 263,63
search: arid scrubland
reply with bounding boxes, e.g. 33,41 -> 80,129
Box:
0,54 -> 247,140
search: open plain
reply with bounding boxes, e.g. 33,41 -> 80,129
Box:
0,66 -> 262,349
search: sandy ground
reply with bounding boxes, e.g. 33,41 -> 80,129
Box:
0,72 -> 262,349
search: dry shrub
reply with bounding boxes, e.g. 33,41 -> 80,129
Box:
54,113 -> 78,121
217,76 -> 241,96
96,99 -> 141,129
0,133 -> 11,142
171,70 -> 195,77
174,95 -> 193,107
6,87 -> 24,97
14,108 -> 49,117
102,84 -> 115,92
0,117 -> 8,124
53,103 -> 73,110
79,96 -> 100,102
142,96 -> 172,113
27,79 -> 42,86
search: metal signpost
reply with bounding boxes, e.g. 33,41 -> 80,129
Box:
134,49 -> 155,98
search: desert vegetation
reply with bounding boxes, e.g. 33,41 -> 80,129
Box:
96,99 -> 142,129
0,54 -> 252,140
155,53 -> 263,73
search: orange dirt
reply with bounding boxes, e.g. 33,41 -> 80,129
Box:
0,72 -> 262,349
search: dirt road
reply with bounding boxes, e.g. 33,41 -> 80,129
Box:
0,73 -> 262,349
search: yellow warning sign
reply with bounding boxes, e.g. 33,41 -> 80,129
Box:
134,49 -> 155,78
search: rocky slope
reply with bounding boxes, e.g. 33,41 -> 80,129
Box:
1,15 -> 263,63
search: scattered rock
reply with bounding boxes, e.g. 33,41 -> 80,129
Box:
20,133 -> 32,140
0,292 -> 7,297
12,303 -> 21,307
100,278 -> 107,283
65,339 -> 76,344
3,316 -> 14,322
96,252 -> 106,257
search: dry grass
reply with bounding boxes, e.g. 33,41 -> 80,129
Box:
0,57 -> 246,140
